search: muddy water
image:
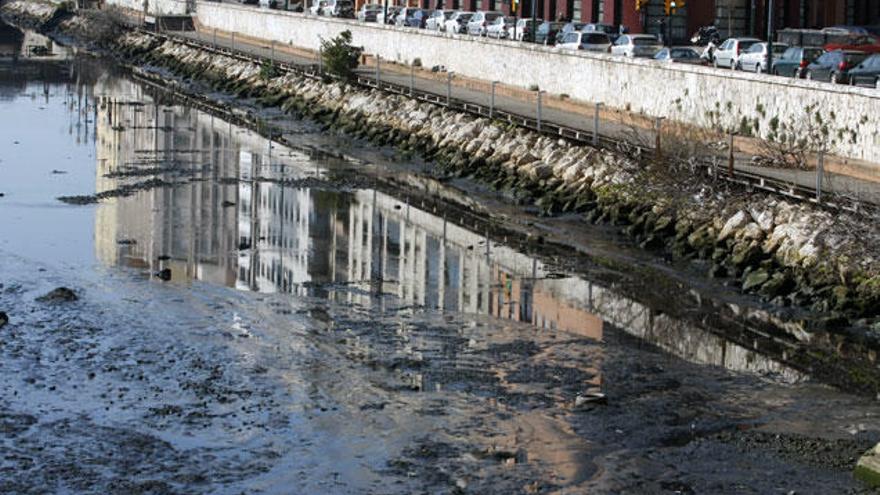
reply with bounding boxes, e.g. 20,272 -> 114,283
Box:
1,37 -> 879,493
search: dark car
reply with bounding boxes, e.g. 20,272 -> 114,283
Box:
555,22 -> 585,45
582,22 -> 619,41
534,21 -> 564,45
771,46 -> 823,78
805,49 -> 869,84
396,8 -> 431,28
848,53 -> 880,88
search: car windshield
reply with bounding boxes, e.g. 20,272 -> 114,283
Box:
803,48 -> 822,60
443,11 -> 454,18
485,13 -> 502,21
591,24 -> 615,34
739,40 -> 758,50
459,13 -> 472,20
671,48 -> 697,58
846,52 -> 869,64
632,37 -> 657,46
772,45 -> 788,54
582,34 -> 609,44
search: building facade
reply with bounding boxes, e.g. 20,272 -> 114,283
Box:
423,0 -> 880,43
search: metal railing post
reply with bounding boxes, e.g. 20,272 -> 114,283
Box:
231,32 -> 235,52
654,117 -> 664,160
490,80 -> 497,119
816,151 -> 824,203
318,46 -> 323,74
375,55 -> 381,85
213,28 -> 217,49
446,71 -> 453,106
536,90 -> 543,131
409,63 -> 414,96
727,132 -> 735,177
270,40 -> 275,60
592,102 -> 602,146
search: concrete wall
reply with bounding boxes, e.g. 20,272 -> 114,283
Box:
109,0 -> 188,16
193,1 -> 880,164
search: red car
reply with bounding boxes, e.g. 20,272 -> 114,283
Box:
825,35 -> 880,54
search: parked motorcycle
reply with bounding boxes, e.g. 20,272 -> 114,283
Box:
691,25 -> 720,46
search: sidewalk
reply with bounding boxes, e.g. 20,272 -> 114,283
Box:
173,27 -> 880,206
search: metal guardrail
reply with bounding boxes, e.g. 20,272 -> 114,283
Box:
145,28 -> 871,213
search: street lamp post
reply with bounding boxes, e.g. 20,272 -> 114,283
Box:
529,0 -> 536,43
766,0 -> 775,74
666,1 -> 676,46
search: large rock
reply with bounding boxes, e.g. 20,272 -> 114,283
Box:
718,211 -> 748,241
36,287 -> 78,303
855,443 -> 880,487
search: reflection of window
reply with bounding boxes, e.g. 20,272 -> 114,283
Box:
572,0 -> 580,22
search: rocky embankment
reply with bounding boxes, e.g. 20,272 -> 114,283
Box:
4,0 -> 880,333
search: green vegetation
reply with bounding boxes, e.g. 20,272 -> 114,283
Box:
320,30 -> 363,81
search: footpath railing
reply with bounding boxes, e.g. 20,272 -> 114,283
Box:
143,27 -> 875,213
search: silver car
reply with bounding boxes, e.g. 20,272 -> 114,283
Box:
425,9 -> 456,31
713,37 -> 761,69
610,34 -> 662,58
486,16 -> 515,39
443,11 -> 473,34
466,11 -> 502,36
737,42 -> 789,73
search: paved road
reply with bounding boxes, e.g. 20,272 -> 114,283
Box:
172,27 -> 880,206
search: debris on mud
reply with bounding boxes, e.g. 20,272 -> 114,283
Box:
715,429 -> 880,471
155,268 -> 172,281
35,287 -> 78,303
0,311 -> 7,328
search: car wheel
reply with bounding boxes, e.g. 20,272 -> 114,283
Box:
772,68 -> 779,76
713,58 -> 719,68
831,72 -> 841,84
876,77 -> 880,90
754,63 -> 761,73
805,71 -> 812,80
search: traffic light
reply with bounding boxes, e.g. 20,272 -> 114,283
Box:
665,0 -> 684,14
635,0 -> 649,11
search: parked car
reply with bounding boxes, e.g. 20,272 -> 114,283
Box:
653,46 -> 703,64
737,42 -> 789,72
357,3 -> 382,22
610,34 -> 662,58
712,37 -> 760,68
825,34 -> 880,55
466,11 -> 503,36
805,49 -> 869,84
376,6 -> 401,24
425,9 -> 455,31
322,0 -> 353,17
555,22 -> 585,45
771,46 -> 823,77
443,11 -> 473,34
308,0 -> 326,15
582,22 -> 619,41
534,21 -> 564,45
486,16 -> 516,39
396,8 -> 430,28
557,31 -> 612,52
848,53 -> 880,88
508,18 -> 542,41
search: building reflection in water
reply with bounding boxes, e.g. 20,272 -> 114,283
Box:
91,76 -> 802,382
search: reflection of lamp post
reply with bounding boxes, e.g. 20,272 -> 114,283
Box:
666,1 -> 675,46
